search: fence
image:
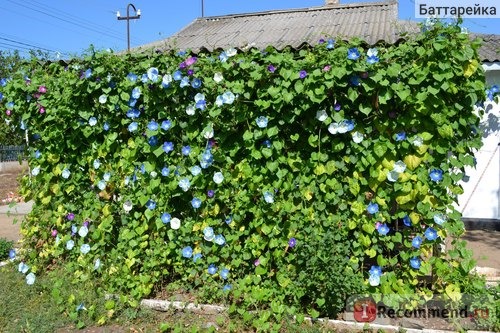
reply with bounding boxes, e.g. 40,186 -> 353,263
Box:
0,146 -> 26,162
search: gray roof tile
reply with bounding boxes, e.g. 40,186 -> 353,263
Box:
136,1 -> 499,62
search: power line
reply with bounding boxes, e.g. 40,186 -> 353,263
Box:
0,37 -> 59,54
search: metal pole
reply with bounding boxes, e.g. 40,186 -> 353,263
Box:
117,3 -> 141,52
202,0 -> 205,17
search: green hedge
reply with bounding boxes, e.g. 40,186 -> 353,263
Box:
0,21 -> 489,321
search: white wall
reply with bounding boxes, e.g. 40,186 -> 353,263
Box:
457,65 -> 500,220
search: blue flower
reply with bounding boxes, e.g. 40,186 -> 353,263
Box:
349,76 -> 361,86
191,78 -> 202,88
163,141 -> 174,153
146,199 -> 156,210
8,249 -> 16,259
66,239 -> 75,250
126,108 -> 140,119
180,77 -> 190,88
193,253 -> 202,263
128,122 -> 138,132
256,116 -> 268,128
161,212 -> 171,224
103,122 -> 110,131
173,71 -> 182,81
97,180 -> 106,190
162,74 -> 172,88
223,284 -> 232,292
147,121 -> 159,131
403,215 -> 411,227
326,39 -> 335,49
191,197 -> 202,209
410,257 -> 421,269
367,202 -> 379,215
377,223 -> 390,236
127,73 -> 138,82
182,246 -> 193,258
161,120 -> 172,131
219,51 -> 228,62
178,178 -> 191,192
200,150 -> 214,169
0,78 -> 7,86
220,268 -> 229,279
394,131 -> 406,141
347,48 -> 360,60
367,55 -> 379,64
18,262 -> 29,274
369,265 -> 382,277
190,165 -> 201,176
141,74 -> 148,83
182,145 -> 191,156
61,168 -> 71,179
429,169 -> 443,182
131,87 -> 141,99
161,167 -> 170,176
433,213 -> 447,225
412,236 -> 422,248
424,227 -> 438,241
146,136 -> 158,147
84,68 -> 92,78
214,234 -> 225,246
225,216 -> 232,224
208,264 -> 218,275
262,140 -> 272,148
147,67 -> 159,82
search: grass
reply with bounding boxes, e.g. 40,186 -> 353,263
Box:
0,263 -> 341,332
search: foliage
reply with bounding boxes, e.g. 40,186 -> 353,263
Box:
0,237 -> 14,260
0,20 -> 492,326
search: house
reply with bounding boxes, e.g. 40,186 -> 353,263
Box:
137,0 -> 500,224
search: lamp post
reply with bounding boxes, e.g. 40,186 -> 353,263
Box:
117,3 -> 141,52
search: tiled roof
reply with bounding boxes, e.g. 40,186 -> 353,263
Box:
136,1 -> 499,62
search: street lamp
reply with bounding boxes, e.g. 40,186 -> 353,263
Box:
117,3 -> 141,52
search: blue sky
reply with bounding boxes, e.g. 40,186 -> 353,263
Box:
1,0 -> 498,57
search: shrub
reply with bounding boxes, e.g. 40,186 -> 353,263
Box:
0,237 -> 14,261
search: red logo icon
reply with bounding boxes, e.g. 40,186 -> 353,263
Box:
353,297 -> 377,322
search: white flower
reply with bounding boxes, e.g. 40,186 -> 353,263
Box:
316,110 -> 328,122
226,48 -> 237,57
215,95 -> 224,107
368,274 -> 380,286
213,72 -> 224,83
352,131 -> 364,143
203,226 -> 215,242
78,226 -> 89,238
150,171 -> 157,178
147,67 -> 159,82
328,122 -> 339,134
190,166 -> 202,176
103,172 -> 111,182
80,244 -> 91,254
88,117 -> 97,126
26,272 -> 36,285
123,200 -> 133,213
97,180 -> 106,191
18,262 -> 29,274
194,93 -> 205,103
98,95 -> 107,104
66,240 -> 75,250
393,160 -> 407,173
367,48 -> 378,57
264,191 -> 274,203
213,172 -> 224,184
387,170 -> 399,182
411,136 -> 423,147
93,159 -> 101,169
186,105 -> 195,116
202,124 -> 214,139
170,217 -> 181,230
94,258 -> 101,270
222,91 -> 235,104
61,168 -> 71,179
31,166 -> 40,176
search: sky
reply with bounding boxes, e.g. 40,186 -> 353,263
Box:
0,0 -> 498,58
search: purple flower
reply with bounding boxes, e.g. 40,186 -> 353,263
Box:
254,259 -> 260,266
207,190 -> 215,198
288,238 -> 296,248
267,65 -> 276,73
429,169 -> 443,182
299,70 -> 307,79
185,56 -> 198,66
334,102 -> 341,111
67,213 -> 75,221
51,229 -> 58,237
